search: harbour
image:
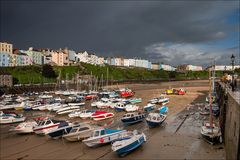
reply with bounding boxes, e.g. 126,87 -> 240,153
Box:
0,80 -> 229,159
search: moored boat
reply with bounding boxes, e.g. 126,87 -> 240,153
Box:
158,106 -> 168,114
79,110 -> 96,119
91,110 -> 114,121
121,112 -> 145,125
114,103 -> 126,111
112,130 -> 146,156
0,114 -> 26,124
33,118 -> 62,135
63,124 -> 93,141
125,104 -> 139,112
143,103 -> 155,112
146,113 -> 167,127
47,122 -> 78,139
10,121 -> 37,134
82,128 -> 129,147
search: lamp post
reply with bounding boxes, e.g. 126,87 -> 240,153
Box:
231,54 -> 235,91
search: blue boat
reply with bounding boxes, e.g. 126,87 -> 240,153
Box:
112,130 -> 146,156
143,103 -> 155,112
114,103 -> 126,112
158,106 -> 168,114
47,122 -> 79,139
146,113 -> 167,127
121,112 -> 145,125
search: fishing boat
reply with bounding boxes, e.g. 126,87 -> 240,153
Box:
91,110 -> 114,121
33,118 -> 62,135
79,110 -> 96,119
121,112 -> 145,125
129,98 -> 142,104
114,102 -> 126,111
112,130 -> 146,156
0,114 -> 26,124
143,103 -> 155,112
146,113 -> 167,127
125,104 -> 139,112
200,64 -> 222,144
10,121 -> 37,134
158,106 -> 168,114
47,122 -> 78,139
82,128 -> 129,147
56,106 -> 81,115
63,124 -> 93,141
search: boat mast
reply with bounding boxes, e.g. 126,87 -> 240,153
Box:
209,65 -> 213,131
106,67 -> 109,91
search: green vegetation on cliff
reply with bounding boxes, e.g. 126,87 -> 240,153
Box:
0,63 -> 226,84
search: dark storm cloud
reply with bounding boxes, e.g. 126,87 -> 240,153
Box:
0,0 -> 239,64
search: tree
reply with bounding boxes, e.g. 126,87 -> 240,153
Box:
42,64 -> 57,78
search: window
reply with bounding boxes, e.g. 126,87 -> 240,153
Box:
93,131 -> 100,137
45,120 -> 51,125
100,130 -> 105,135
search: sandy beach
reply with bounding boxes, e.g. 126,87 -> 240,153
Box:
0,80 -> 225,160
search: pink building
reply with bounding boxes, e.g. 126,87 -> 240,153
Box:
51,50 -> 68,66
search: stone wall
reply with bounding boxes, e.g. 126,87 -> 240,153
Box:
217,82 -> 239,160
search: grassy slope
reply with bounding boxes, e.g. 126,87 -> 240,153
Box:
0,63 -> 227,84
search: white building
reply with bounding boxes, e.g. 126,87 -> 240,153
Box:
129,59 -> 136,67
123,58 -> 130,67
88,53 -> 98,65
159,64 -> 176,71
207,65 -> 240,71
75,51 -> 89,63
98,56 -> 105,65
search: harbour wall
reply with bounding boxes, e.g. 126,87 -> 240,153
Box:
217,82 -> 240,160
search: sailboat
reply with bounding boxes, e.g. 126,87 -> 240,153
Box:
200,64 -> 222,144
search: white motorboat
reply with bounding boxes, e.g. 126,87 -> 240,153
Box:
146,113 -> 167,127
112,130 -> 146,156
33,118 -> 61,135
0,114 -> 26,124
68,102 -> 85,106
10,121 -> 37,134
56,106 -> 81,115
79,110 -> 96,119
68,111 -> 82,118
63,124 -> 93,141
125,104 -> 139,112
82,128 -> 129,147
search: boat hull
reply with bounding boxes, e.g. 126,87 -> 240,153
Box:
63,130 -> 92,142
146,120 -> 164,127
121,116 -> 145,125
115,135 -> 145,156
48,126 -> 72,139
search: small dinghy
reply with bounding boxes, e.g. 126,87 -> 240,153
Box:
146,113 -> 167,127
82,128 -> 129,147
91,110 -> 114,121
201,122 -> 222,144
112,130 -> 146,156
0,113 -> 26,124
125,104 -> 139,112
143,103 -> 155,112
158,106 -> 168,114
121,112 -> 145,125
47,122 -> 79,139
63,124 -> 93,141
10,120 -> 37,134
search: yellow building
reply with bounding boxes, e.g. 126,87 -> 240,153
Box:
0,42 -> 13,54
52,50 -> 68,66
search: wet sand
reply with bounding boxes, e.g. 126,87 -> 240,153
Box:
0,80 -> 225,159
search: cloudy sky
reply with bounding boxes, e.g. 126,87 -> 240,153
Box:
1,0 -> 239,66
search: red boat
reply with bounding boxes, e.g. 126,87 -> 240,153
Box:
119,89 -> 134,98
91,110 -> 114,121
85,94 -> 98,100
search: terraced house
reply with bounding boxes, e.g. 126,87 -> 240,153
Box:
23,47 -> 43,65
